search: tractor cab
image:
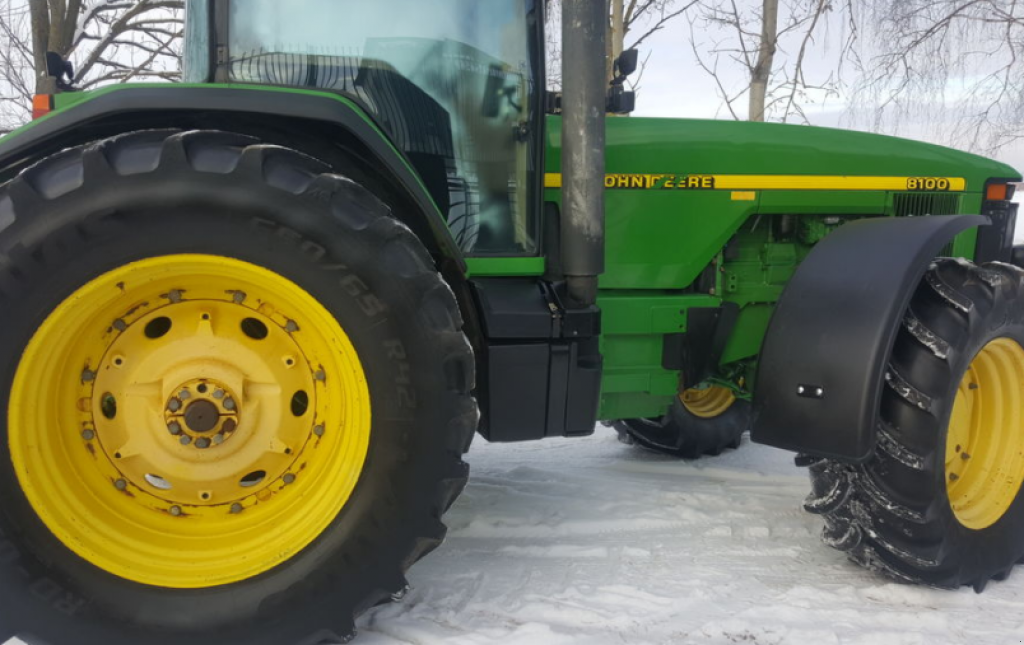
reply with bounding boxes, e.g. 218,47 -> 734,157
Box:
185,0 -> 544,255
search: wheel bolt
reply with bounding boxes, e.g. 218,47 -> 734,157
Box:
114,479 -> 127,491
223,398 -> 236,411
230,503 -> 244,514
168,398 -> 182,412
179,389 -> 191,400
283,473 -> 296,485
169,506 -> 182,516
168,422 -> 182,435
313,424 -> 325,437
214,434 -> 225,445
213,389 -> 225,399
81,429 -> 95,441
180,435 -> 192,446
195,437 -> 211,449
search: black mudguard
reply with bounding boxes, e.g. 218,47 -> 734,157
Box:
0,85 -> 465,270
751,214 -> 988,462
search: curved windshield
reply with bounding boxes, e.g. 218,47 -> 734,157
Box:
229,0 -> 539,254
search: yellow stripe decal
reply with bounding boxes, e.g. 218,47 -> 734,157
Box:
544,173 -> 967,193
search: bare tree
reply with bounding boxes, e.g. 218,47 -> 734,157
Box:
0,0 -> 183,130
690,0 -> 856,122
546,0 -> 697,90
852,0 -> 1024,154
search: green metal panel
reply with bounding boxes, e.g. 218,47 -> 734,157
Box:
465,257 -> 545,277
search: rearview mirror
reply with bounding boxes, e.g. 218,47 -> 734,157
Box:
615,49 -> 639,78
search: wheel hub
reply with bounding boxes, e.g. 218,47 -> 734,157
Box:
166,379 -> 240,446
946,337 -> 1024,530
680,385 -> 737,419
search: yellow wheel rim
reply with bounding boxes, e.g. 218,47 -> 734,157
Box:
9,255 -> 371,588
946,337 -> 1024,530
680,385 -> 736,419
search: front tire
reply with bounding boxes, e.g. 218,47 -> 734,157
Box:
805,258 -> 1024,591
0,130 -> 477,644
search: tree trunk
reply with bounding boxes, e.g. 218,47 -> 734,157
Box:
609,0 -> 624,82
749,0 -> 779,122
28,0 -> 53,93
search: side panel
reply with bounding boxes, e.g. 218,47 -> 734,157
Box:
751,215 -> 987,462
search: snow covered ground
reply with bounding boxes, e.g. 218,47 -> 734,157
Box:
358,430 -> 1024,645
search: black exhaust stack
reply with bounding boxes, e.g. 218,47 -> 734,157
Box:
561,0 -> 607,308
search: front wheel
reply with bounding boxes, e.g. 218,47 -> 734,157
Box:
805,258 -> 1024,591
0,130 -> 477,644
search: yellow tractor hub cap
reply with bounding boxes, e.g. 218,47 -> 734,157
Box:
946,337 -> 1024,530
9,255 -> 371,588
680,385 -> 736,419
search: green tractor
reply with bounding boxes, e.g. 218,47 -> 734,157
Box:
0,0 -> 1021,642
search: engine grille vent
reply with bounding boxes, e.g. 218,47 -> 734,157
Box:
893,192 -> 963,257
893,192 -> 961,217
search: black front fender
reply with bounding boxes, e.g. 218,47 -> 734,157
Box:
0,85 -> 465,271
751,214 -> 988,462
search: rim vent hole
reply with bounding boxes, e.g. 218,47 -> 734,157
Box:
291,390 -> 309,417
144,317 -> 172,339
241,318 -> 269,340
240,470 -> 267,488
100,393 -> 117,419
144,474 -> 173,490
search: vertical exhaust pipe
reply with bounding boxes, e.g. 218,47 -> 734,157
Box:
561,0 -> 607,308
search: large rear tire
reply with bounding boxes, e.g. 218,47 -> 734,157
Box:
614,386 -> 750,459
0,130 -> 477,644
805,258 -> 1024,591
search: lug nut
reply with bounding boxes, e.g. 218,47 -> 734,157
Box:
313,424 -> 325,437
180,435 -> 192,446
195,437 -> 211,449
114,479 -> 127,491
214,434 -> 225,445
168,422 -> 182,436
169,506 -> 182,516
179,389 -> 191,400
230,503 -> 244,514
168,398 -> 182,412
950,472 -> 960,481
81,429 -> 95,441
283,473 -> 296,485
962,452 -> 971,460
223,398 -> 236,411
213,389 -> 225,399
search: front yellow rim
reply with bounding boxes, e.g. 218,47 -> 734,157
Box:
946,337 -> 1024,530
680,385 -> 737,419
9,255 -> 371,588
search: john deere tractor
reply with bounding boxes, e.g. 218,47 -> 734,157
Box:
0,0 -> 1021,643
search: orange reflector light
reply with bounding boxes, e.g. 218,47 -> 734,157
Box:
32,94 -> 53,120
987,183 -> 1008,201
